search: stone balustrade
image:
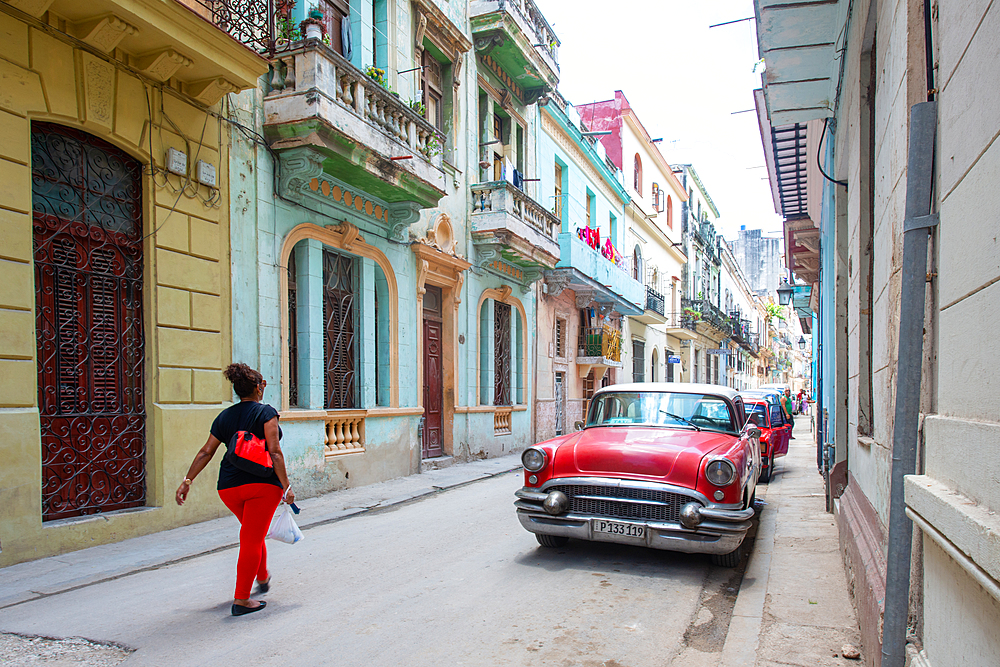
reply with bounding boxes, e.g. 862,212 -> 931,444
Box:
324,411 -> 365,458
494,407 -> 512,435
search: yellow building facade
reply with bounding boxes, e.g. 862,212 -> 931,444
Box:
0,0 -> 265,566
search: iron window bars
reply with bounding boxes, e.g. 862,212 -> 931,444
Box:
32,122 -> 147,521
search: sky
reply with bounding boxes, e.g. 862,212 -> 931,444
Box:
532,0 -> 785,242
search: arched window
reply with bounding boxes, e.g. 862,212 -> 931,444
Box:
477,290 -> 528,407
666,195 -> 673,229
32,122 -> 147,521
632,244 -> 643,283
633,153 -> 642,193
651,348 -> 659,382
282,223 -> 398,414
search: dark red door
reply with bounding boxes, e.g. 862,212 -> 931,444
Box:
422,318 -> 443,457
422,284 -> 444,458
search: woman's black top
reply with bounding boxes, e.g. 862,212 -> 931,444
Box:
210,401 -> 283,490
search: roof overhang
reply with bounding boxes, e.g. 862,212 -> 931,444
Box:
754,0 -> 848,126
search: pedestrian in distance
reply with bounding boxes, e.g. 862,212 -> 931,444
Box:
175,363 -> 295,616
782,388 -> 796,439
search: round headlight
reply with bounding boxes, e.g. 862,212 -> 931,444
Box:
705,459 -> 737,486
522,448 -> 546,472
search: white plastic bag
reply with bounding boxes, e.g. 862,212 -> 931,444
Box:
266,505 -> 303,544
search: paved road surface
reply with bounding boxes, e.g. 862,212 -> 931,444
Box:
0,471 -> 752,666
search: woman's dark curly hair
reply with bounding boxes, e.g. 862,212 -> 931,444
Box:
223,363 -> 263,399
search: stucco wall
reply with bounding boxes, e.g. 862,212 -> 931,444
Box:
0,16 -> 237,566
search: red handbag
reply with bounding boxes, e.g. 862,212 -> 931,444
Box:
224,405 -> 274,477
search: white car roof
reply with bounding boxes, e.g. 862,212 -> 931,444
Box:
592,382 -> 741,402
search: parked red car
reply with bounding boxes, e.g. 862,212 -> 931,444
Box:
741,395 -> 791,483
514,383 -> 761,567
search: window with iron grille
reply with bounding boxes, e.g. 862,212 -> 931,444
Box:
632,339 -> 645,383
494,301 -> 512,406
287,251 -> 299,407
555,317 -> 566,358
32,122 -> 146,521
323,248 -> 356,409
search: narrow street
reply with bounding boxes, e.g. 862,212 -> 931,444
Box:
1,468 -> 757,667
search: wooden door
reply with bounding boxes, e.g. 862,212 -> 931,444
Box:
422,286 -> 444,458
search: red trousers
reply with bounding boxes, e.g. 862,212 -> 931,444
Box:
218,483 -> 283,600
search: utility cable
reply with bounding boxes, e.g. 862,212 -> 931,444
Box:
817,118 -> 848,188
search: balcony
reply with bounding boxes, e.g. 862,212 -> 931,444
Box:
469,0 -> 559,104
470,181 -> 561,280
632,285 -> 668,325
27,0 -> 267,104
682,298 -> 733,337
262,38 -> 447,233
576,325 -> 623,380
546,232 -> 644,315
665,311 -> 700,341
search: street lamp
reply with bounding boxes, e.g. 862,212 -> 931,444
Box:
798,336 -> 807,350
776,279 -> 793,306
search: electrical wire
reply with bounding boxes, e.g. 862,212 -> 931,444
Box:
817,118 -> 848,188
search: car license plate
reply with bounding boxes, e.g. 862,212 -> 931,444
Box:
592,519 -> 645,538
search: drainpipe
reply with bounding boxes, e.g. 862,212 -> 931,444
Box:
881,101 -> 937,667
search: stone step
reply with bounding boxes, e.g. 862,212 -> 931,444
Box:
421,455 -> 456,472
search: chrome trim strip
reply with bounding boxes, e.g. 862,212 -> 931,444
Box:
536,476 -> 741,510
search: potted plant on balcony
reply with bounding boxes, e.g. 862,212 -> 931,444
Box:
683,306 -> 702,322
365,66 -> 392,92
301,5 -> 326,41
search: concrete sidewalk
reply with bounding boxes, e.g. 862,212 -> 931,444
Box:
721,415 -> 864,666
0,454 -> 522,611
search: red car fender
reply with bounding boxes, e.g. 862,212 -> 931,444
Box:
694,435 -> 755,506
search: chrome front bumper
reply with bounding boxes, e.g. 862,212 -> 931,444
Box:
515,484 -> 754,556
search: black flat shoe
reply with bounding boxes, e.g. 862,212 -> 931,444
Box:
232,601 -> 266,616
256,577 -> 270,594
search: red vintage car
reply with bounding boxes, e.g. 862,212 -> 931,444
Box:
741,395 -> 791,483
514,383 -> 761,567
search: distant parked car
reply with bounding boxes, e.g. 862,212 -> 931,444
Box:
514,383 -> 761,567
740,395 -> 791,483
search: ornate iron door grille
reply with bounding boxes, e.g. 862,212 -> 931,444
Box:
287,250 -> 299,406
323,248 -> 356,409
494,300 -> 512,406
32,122 -> 146,521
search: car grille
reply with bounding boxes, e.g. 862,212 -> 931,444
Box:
548,484 -> 691,523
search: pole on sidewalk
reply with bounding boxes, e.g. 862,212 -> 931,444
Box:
881,100 -> 937,667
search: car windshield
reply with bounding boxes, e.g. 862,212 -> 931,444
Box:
587,391 -> 737,433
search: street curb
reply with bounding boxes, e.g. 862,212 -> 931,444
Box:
719,455 -> 783,666
0,458 -> 522,611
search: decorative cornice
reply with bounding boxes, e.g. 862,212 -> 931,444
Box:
543,269 -> 572,297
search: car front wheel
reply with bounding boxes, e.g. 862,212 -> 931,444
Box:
710,540 -> 744,568
760,457 -> 772,483
535,533 -> 569,548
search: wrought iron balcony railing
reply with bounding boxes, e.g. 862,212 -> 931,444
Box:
682,297 -> 732,336
665,311 -> 699,332
578,325 -> 622,362
645,285 -> 665,316
192,0 -> 284,56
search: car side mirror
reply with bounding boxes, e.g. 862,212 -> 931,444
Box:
746,426 -> 761,440
574,420 -> 585,431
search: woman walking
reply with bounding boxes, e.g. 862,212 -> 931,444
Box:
175,363 -> 295,616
